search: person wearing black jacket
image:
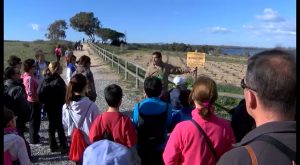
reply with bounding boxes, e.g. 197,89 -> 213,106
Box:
3,66 -> 32,158
38,61 -> 68,154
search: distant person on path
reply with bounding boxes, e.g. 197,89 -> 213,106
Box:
145,51 -> 196,102
66,54 -> 77,83
7,55 -> 22,70
89,84 -> 137,148
163,76 -> 235,165
217,49 -> 296,165
55,44 -> 62,63
82,38 -> 85,43
132,76 -> 172,165
22,59 -> 42,144
3,107 -> 31,165
38,61 -> 68,154
73,55 -> 97,102
62,74 -> 100,164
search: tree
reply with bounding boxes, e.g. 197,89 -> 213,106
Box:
70,12 -> 101,41
95,28 -> 126,44
45,20 -> 68,41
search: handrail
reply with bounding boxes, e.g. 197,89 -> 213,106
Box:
88,42 -> 244,99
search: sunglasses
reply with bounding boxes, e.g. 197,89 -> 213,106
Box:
240,78 -> 256,92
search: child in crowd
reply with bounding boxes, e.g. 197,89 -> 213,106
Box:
169,89 -> 194,132
62,74 -> 100,165
22,59 -> 42,144
89,84 -> 137,148
73,55 -> 97,102
163,76 -> 235,165
4,107 -> 31,165
38,61 -> 68,154
66,54 -> 77,83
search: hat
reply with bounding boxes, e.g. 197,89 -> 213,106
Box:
67,50 -> 74,56
173,76 -> 186,86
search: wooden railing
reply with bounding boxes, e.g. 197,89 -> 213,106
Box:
88,42 -> 244,100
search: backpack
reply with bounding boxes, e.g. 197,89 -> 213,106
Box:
137,102 -> 168,147
68,102 -> 92,162
3,151 -> 12,165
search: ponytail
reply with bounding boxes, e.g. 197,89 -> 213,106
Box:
198,101 -> 213,119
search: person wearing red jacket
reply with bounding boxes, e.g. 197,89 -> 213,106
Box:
89,84 -> 137,148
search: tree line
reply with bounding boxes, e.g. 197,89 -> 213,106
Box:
45,12 -> 125,45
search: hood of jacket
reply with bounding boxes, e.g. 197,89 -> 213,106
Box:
4,134 -> 19,151
65,96 -> 94,124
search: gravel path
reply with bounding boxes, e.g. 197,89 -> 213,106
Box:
25,43 -> 143,164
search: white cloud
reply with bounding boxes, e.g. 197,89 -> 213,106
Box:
30,24 -> 40,31
209,26 -> 231,34
243,9 -> 295,37
256,8 -> 285,22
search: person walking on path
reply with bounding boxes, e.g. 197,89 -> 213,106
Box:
217,49 -> 296,165
73,55 -> 97,102
145,51 -> 196,102
22,59 -> 42,144
55,44 -> 62,63
38,61 -> 68,154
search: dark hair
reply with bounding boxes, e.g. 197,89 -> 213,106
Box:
65,74 -> 87,108
144,76 -> 162,97
152,51 -> 162,58
3,106 -> 15,128
23,59 -> 36,72
190,76 -> 218,119
78,55 -> 91,67
179,90 -> 191,107
35,49 -> 44,59
56,44 -> 61,48
246,49 -> 296,116
7,55 -> 21,67
104,84 -> 123,108
4,66 -> 18,79
67,55 -> 76,64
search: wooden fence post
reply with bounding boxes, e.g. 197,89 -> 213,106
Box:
135,66 -> 139,88
125,61 -> 128,80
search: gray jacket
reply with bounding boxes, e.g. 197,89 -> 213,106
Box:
217,121 -> 296,165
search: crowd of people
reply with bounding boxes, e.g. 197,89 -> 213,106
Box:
3,47 -> 296,165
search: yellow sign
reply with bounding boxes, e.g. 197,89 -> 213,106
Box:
187,52 -> 206,68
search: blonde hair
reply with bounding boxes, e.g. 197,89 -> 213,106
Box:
44,61 -> 61,76
189,76 -> 218,119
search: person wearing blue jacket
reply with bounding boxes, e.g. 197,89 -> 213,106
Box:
132,76 -> 172,165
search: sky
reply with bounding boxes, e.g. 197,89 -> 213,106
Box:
4,0 -> 296,48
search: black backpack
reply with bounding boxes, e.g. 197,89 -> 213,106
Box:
137,103 -> 168,147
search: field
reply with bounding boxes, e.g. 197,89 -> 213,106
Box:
4,40 -> 73,69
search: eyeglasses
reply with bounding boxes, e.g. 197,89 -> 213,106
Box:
240,78 -> 256,92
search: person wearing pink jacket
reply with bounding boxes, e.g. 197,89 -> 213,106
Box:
163,76 -> 235,165
22,59 -> 42,144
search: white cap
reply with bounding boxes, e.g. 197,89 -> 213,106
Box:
173,76 -> 186,86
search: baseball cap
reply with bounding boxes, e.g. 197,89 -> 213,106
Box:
173,76 -> 186,86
